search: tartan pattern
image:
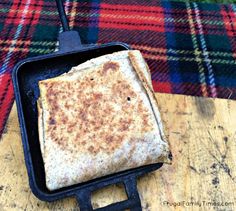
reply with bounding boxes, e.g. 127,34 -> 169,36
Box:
1,0 -> 236,136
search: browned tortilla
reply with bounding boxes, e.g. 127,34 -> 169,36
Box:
38,50 -> 170,190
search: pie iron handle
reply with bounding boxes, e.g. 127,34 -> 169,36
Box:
75,176 -> 142,211
55,0 -> 83,53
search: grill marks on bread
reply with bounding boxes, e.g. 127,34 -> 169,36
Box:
40,61 -> 153,155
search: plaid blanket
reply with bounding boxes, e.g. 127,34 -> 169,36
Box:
1,0 -> 236,136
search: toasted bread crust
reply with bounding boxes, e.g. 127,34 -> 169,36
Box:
38,50 -> 170,190
128,51 -> 170,154
39,61 -> 154,154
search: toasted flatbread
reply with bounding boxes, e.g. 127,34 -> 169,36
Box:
38,50 -> 170,191
38,51 -> 154,160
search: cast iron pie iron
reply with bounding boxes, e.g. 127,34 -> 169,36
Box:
12,0 -> 164,210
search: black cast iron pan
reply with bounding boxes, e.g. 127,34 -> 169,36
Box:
12,0 -> 163,210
